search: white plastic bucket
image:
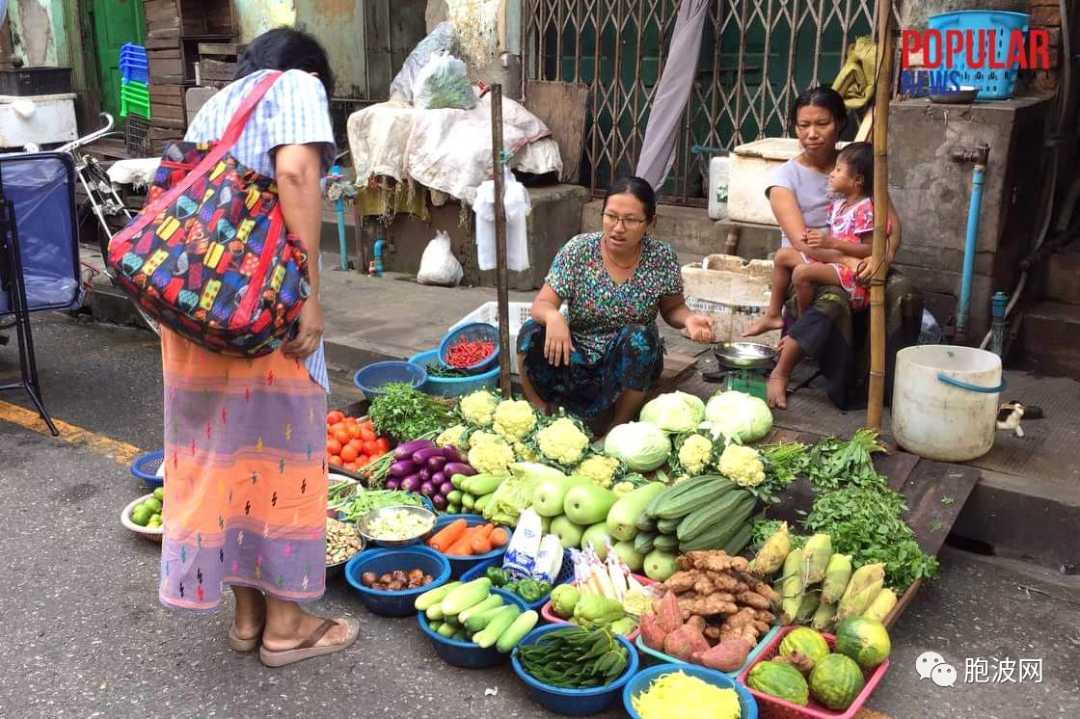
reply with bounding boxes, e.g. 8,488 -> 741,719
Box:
892,345 -> 1006,462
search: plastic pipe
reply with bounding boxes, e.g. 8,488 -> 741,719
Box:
955,152 -> 987,345
373,238 -> 386,277
330,164 -> 348,271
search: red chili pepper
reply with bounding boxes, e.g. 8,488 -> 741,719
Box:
447,338 -> 495,368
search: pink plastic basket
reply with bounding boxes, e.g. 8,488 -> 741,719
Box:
736,626 -> 891,719
538,573 -> 656,643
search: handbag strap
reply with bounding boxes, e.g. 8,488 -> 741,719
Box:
111,71 -> 283,251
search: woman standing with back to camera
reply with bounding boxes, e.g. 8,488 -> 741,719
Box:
157,28 -> 358,668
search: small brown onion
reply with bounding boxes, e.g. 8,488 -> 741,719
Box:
360,572 -> 377,587
408,568 -> 424,583
391,570 -> 408,584
379,573 -> 393,585
422,574 -> 434,585
387,580 -> 405,591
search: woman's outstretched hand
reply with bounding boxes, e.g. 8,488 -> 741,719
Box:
684,314 -> 714,343
544,311 -> 575,367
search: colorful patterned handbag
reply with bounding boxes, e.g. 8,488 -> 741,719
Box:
107,71 -> 310,357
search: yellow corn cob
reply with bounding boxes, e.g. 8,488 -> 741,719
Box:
837,577 -> 885,621
812,601 -> 837,631
862,587 -> 899,623
750,522 -> 792,577
821,554 -> 853,605
801,534 -> 833,585
780,547 -> 806,623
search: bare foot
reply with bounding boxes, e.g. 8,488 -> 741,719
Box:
767,372 -> 789,409
743,313 -> 784,338
262,613 -> 356,653
232,608 -> 265,642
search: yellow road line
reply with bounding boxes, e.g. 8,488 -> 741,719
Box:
0,399 -> 142,465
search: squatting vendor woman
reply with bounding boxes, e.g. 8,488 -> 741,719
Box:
517,177 -> 715,430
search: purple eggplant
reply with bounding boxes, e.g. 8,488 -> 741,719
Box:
439,480 -> 454,496
412,446 -> 446,466
389,460 -> 417,478
427,455 -> 448,473
383,478 -> 401,491
431,472 -> 447,488
418,467 -> 431,482
420,481 -> 437,498
400,474 -> 421,493
432,494 -> 448,511
394,439 -> 435,461
442,445 -> 463,464
443,462 -> 476,477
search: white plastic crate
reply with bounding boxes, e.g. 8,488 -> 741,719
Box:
450,301 -> 566,374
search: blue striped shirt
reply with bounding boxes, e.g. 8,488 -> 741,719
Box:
185,69 -> 335,393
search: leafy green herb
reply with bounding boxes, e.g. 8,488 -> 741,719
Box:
803,486 -> 939,591
368,382 -> 453,442
806,429 -> 888,490
931,520 -> 945,532
751,441 -> 810,504
425,364 -> 474,379
940,496 -> 955,506
750,517 -> 808,551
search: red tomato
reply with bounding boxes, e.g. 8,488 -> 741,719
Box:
327,438 -> 343,456
361,419 -> 374,432
340,445 -> 359,463
327,410 -> 344,424
347,438 -> 363,452
359,426 -> 376,443
328,455 -> 343,466
375,437 -> 391,455
347,424 -> 363,440
355,455 -> 370,468
333,429 -> 351,446
361,440 -> 378,456
343,462 -> 360,472
329,422 -> 346,435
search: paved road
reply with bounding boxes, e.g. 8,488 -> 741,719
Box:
1,314 -> 1078,718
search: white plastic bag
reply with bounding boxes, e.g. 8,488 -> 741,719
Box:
413,53 -> 477,110
389,22 -> 459,104
416,230 -> 463,286
504,508 -> 543,579
473,168 -> 531,272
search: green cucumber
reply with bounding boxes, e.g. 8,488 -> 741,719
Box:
458,594 -> 504,624
474,605 -> 520,649
414,581 -> 461,612
437,622 -> 457,638
464,602 -> 511,633
441,578 -> 492,616
495,610 -> 539,653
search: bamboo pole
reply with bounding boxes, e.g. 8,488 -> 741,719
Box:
867,1 -> 894,430
490,85 -> 513,398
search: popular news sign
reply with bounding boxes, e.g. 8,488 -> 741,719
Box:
900,28 -> 1052,96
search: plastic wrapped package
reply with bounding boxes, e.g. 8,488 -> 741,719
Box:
389,22 -> 460,104
413,53 -> 477,110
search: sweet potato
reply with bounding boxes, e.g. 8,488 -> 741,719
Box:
663,624 -> 711,662
687,615 -> 707,633
656,591 -> 684,634
694,638 -> 754,672
639,613 -> 667,651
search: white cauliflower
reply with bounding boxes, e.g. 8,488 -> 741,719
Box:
436,424 -> 470,450
513,441 -> 539,463
677,434 -> 715,477
459,390 -> 499,427
493,399 -> 538,442
718,443 -> 766,488
535,417 -> 590,468
574,454 -> 622,489
612,481 -> 637,497
467,431 -> 515,476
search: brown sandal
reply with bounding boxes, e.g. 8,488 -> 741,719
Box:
228,624 -> 263,652
258,617 -> 359,668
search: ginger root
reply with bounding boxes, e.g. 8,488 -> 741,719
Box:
737,591 -> 772,610
705,572 -> 739,593
678,593 -> 738,619
684,551 -> 750,574
663,570 -> 700,594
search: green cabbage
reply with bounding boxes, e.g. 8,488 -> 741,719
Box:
639,391 -> 706,434
603,422 -> 671,472
703,390 -> 774,443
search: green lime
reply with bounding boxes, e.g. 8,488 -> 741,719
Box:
153,487 -> 165,503
131,505 -> 152,527
144,497 -> 163,513
148,514 -> 163,528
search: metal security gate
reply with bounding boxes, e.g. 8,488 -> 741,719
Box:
522,0 -> 876,205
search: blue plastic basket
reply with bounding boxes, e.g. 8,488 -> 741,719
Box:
927,10 -> 1029,100
460,549 -> 574,611
344,546 -> 451,616
438,322 -> 500,373
511,625 -> 640,716
409,350 -> 499,398
417,588 -> 529,668
635,625 -> 781,678
130,450 -> 165,488
431,514 -> 512,579
353,360 -> 427,401
623,664 -> 758,719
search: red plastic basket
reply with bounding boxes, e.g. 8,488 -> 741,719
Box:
736,626 -> 891,719
538,573 -> 656,643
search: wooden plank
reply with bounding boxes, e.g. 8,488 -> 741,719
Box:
197,42 -> 244,57
895,459 -> 981,558
197,59 -> 235,83
151,103 -> 187,122
523,81 -> 590,183
145,31 -> 180,50
150,85 -> 186,105
150,115 -> 187,130
884,577 -> 921,630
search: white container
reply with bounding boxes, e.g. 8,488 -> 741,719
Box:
682,254 -> 779,346
707,155 -> 731,220
728,138 -> 802,225
892,345 -> 1005,462
0,93 -> 78,148
450,301 -> 566,374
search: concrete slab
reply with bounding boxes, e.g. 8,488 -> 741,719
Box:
1022,301 -> 1080,377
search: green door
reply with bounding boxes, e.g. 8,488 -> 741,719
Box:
90,0 -> 146,120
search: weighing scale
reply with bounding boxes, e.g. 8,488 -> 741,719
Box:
706,342 -> 777,401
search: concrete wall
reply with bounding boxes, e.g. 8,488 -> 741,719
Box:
235,0 -> 297,43
898,0 -> 1027,29
427,0 -> 520,98
9,0 -> 65,67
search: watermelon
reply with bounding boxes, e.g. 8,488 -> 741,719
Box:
747,660 -> 810,706
810,653 -> 866,711
778,627 -> 830,664
834,616 -> 892,669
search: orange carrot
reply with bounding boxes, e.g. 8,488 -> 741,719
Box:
446,526 -> 481,556
489,528 -> 509,547
470,534 -> 493,555
429,519 -> 467,552
476,523 -> 495,538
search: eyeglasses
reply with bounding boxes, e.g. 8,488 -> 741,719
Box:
601,212 -> 647,229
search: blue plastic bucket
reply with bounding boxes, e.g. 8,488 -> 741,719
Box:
438,322 -> 500,373
511,625 -> 639,716
623,664 -> 758,718
927,10 -> 1030,100
409,350 -> 498,398
353,360 -> 427,401
344,546 -> 451,617
417,588 -> 529,668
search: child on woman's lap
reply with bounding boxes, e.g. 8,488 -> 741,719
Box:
744,142 -> 878,338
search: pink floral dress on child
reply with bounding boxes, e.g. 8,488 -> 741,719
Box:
818,196 -> 876,310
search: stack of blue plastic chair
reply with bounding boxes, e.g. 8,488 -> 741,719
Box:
119,43 -> 151,118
